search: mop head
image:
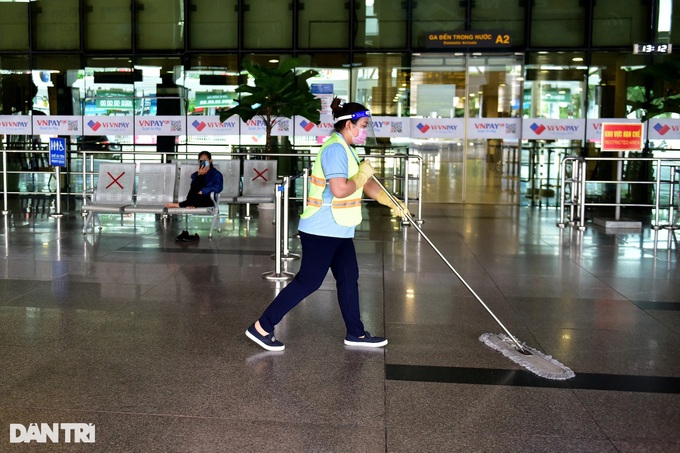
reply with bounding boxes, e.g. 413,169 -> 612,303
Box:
479,333 -> 575,381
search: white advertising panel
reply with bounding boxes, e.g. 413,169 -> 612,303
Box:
522,118 -> 583,140
371,116 -> 410,138
271,118 -> 291,137
32,115 -> 82,136
646,118 -> 680,140
240,117 -> 268,136
135,116 -> 186,136
586,118 -> 641,141
292,115 -> 335,137
467,118 -> 520,139
409,118 -> 465,139
0,115 -> 32,135
83,116 -> 134,136
187,116 -> 240,136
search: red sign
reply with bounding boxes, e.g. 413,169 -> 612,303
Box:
600,123 -> 644,151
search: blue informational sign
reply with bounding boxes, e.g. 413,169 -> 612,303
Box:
49,137 -> 66,167
311,83 -> 334,95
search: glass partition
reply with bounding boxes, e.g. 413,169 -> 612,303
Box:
243,0 -> 292,48
531,0 -> 585,47
85,0 -> 132,51
189,0 -> 238,49
411,0 -> 466,49
471,0 -> 525,47
33,0 -> 80,50
0,1 -> 29,50
354,0 -> 407,49
298,1 -> 348,48
136,0 -> 185,50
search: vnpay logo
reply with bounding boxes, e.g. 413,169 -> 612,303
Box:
530,123 -> 546,135
416,123 -> 430,133
9,423 -> 95,444
138,120 -> 169,127
191,120 -> 236,131
372,121 -> 391,128
36,119 -> 65,127
0,121 -> 29,128
88,120 -> 130,131
474,123 -> 502,129
299,120 -> 315,132
654,123 -> 671,135
192,120 -> 207,132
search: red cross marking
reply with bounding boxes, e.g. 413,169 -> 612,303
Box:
105,171 -> 126,189
252,167 -> 269,182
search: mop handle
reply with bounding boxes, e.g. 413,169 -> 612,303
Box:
371,176 -> 526,353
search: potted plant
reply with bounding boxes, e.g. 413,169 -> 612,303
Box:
220,58 -> 322,154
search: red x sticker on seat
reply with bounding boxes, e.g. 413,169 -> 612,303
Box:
252,168 -> 268,182
106,171 -> 126,189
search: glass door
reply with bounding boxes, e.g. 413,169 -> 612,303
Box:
409,53 -> 523,204
409,54 -> 466,203
465,54 -> 523,204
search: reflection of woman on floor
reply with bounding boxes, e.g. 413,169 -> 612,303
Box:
165,150 -> 223,208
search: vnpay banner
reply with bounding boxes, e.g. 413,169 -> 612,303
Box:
3,115 -> 680,141
522,118 -> 582,140
410,118 -> 465,139
83,116 -> 134,136
0,115 -> 32,135
371,116 -> 410,138
293,114 -> 336,137
586,118 -> 641,142
135,116 -> 185,136
33,116 -> 82,136
647,119 -> 680,140
188,116 -> 239,136
467,118 -> 520,139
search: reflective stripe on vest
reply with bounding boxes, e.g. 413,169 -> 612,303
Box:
300,133 -> 363,227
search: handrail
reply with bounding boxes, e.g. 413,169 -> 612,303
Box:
557,155 -> 680,230
1,149 -> 423,223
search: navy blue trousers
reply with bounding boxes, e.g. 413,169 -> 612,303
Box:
258,231 -> 366,337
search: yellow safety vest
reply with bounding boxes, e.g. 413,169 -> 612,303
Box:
300,133 -> 363,227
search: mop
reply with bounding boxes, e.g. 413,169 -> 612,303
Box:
373,177 -> 575,380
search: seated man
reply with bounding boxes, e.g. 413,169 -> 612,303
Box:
167,151 -> 223,241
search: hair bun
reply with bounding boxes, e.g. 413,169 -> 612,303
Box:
330,97 -> 343,114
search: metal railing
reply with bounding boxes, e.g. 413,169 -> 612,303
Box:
557,155 -> 680,230
1,148 -> 424,224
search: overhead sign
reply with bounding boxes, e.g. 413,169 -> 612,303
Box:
49,137 -> 66,167
600,123 -> 644,152
426,31 -> 511,49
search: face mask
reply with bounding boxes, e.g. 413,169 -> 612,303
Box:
352,124 -> 368,145
200,160 -> 210,168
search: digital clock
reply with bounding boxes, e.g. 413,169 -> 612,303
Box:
633,43 -> 673,54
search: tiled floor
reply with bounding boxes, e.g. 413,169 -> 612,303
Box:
1,157 -> 679,451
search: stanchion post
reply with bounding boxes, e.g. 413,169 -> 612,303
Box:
578,159 -> 587,230
50,167 -> 64,218
2,150 -> 9,215
667,166 -> 678,230
402,155 -> 410,227
302,168 -> 309,211
263,183 -> 294,281
280,176 -> 300,261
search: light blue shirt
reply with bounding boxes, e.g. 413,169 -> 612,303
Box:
298,135 -> 357,238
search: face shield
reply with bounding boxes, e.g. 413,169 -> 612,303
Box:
335,109 -> 377,149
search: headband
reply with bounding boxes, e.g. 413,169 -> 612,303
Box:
335,110 -> 371,122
